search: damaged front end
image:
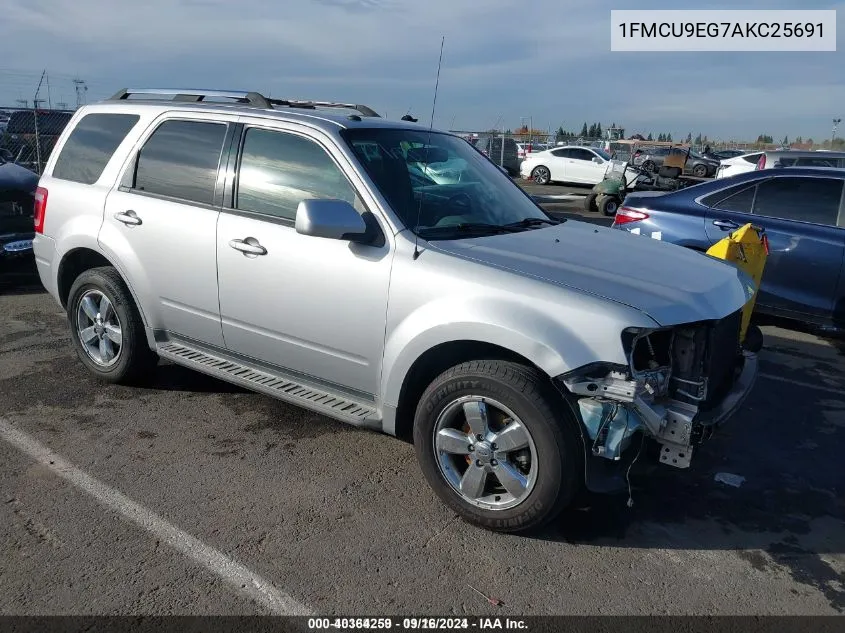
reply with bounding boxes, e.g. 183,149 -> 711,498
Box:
558,309 -> 758,479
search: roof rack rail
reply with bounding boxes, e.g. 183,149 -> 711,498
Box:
109,88 -> 272,109
268,99 -> 380,118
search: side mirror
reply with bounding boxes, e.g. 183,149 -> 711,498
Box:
295,199 -> 370,243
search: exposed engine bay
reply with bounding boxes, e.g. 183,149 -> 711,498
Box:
560,310 -> 747,469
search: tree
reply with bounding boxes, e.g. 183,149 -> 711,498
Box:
782,135 -> 789,147
807,137 -> 814,146
595,122 -> 603,139
694,134 -> 702,145
795,135 -> 803,145
667,132 -> 673,142
587,123 -> 596,138
556,126 -> 565,141
685,132 -> 693,144
580,122 -> 588,137
647,132 -> 653,141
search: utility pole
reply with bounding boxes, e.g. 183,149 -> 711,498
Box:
832,118 -> 841,147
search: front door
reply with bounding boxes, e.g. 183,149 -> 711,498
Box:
704,175 -> 845,320
216,124 -> 393,396
101,115 -> 231,347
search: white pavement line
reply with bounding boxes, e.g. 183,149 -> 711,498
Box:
0,417 -> 311,616
758,372 -> 845,396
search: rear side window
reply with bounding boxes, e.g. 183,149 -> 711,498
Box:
52,113 -> 140,185
742,153 -> 762,164
235,127 -> 357,221
133,119 -> 227,205
752,177 -> 843,226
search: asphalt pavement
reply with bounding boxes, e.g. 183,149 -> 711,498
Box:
1,256 -> 844,616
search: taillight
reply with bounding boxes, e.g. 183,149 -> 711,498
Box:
34,186 -> 48,234
756,154 -> 767,170
613,206 -> 650,225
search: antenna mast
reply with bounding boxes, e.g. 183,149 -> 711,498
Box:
412,35 -> 445,261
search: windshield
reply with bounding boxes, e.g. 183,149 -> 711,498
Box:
341,128 -> 552,238
593,148 -> 612,161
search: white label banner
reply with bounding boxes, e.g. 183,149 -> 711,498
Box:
611,10 -> 836,51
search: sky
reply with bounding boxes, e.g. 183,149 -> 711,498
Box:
0,0 -> 842,142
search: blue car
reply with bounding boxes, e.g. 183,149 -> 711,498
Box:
611,167 -> 845,331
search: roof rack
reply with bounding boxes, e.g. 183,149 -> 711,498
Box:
108,88 -> 380,118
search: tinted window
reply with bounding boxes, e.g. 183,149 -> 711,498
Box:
551,148 -> 570,157
570,148 -> 596,161
742,153 -> 762,164
133,120 -> 227,205
793,157 -> 839,168
713,185 -> 756,213
753,177 -> 843,225
236,128 -> 356,221
52,113 -> 139,185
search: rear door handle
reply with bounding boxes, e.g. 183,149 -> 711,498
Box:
229,237 -> 267,256
114,210 -> 142,226
712,219 -> 739,230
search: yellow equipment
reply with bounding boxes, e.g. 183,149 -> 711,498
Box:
705,222 -> 769,345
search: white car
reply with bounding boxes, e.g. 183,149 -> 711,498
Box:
519,145 -> 619,185
715,152 -> 764,179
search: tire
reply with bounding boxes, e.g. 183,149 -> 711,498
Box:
531,165 -> 551,185
692,164 -> 707,178
599,195 -> 619,216
642,160 -> 656,173
584,193 -> 598,212
413,360 -> 583,533
67,266 -> 158,385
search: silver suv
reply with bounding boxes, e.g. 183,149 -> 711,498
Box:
33,88 -> 759,532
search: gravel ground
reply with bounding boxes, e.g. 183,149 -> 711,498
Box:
1,261 -> 843,616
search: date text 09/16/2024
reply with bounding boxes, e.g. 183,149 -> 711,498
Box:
307,617 -> 528,630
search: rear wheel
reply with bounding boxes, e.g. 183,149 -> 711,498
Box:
692,164 -> 708,177
584,193 -> 598,212
642,160 -> 656,173
599,195 -> 619,216
67,267 -> 158,385
531,166 -> 551,185
413,361 -> 582,533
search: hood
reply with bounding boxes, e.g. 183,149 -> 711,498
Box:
429,221 -> 752,326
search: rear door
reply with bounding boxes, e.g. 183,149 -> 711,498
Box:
546,148 -> 571,181
703,175 -> 845,320
101,113 -> 232,347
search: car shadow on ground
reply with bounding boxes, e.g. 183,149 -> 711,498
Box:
0,261 -> 44,296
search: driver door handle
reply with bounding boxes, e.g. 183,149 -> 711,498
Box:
712,219 -> 739,230
229,237 -> 267,256
114,210 -> 142,226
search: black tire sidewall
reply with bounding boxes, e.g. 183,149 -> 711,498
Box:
413,366 -> 580,532
67,269 -> 145,382
585,193 -> 598,212
600,196 -> 619,216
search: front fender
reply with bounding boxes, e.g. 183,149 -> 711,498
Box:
380,295 -> 649,407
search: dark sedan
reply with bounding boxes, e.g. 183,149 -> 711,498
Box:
611,167 -> 845,331
0,157 -> 39,271
633,147 -> 719,177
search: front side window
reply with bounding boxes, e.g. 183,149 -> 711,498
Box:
570,148 -> 596,162
133,119 -> 227,205
53,113 -> 140,185
236,128 -> 357,221
342,128 -> 550,239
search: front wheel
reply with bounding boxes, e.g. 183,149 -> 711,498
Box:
584,193 -> 598,212
531,165 -> 551,185
692,164 -> 708,178
413,361 -> 583,533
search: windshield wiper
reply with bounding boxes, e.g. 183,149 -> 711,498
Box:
502,217 -> 563,228
416,222 -> 520,238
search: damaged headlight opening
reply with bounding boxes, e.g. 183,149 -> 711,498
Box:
559,311 -> 744,469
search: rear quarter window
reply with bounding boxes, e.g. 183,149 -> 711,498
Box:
52,113 -> 141,185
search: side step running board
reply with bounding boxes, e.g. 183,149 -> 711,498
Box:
157,341 -> 381,428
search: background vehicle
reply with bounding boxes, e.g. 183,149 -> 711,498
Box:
716,150 -> 845,179
612,167 -> 845,330
469,135 -> 520,175
34,88 -> 757,534
633,147 -> 718,177
0,156 -> 38,270
520,145 -> 620,185
704,149 -> 746,161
